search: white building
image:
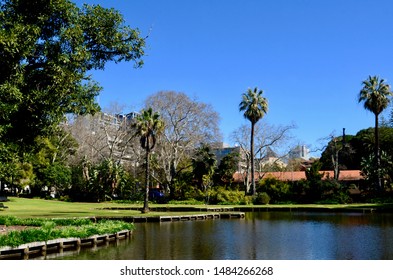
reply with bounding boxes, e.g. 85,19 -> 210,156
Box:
289,145 -> 310,160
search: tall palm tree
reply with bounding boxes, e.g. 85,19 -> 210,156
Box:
133,108 -> 164,213
358,75 -> 393,190
239,87 -> 268,195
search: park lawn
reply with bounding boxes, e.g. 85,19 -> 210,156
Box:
0,197 -> 387,219
0,197 -> 236,219
0,197 -> 142,218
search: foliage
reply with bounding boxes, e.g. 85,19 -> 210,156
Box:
312,180 -> 351,204
208,187 -> 252,205
133,108 -> 164,153
0,0 -> 145,149
67,158 -> 139,202
0,0 -> 145,199
305,161 -> 324,183
320,127 -> 393,195
214,152 -> 240,186
358,76 -> 392,118
192,144 -> 217,191
319,134 -> 357,171
258,177 -> 292,203
41,162 -> 72,196
0,143 -> 21,190
253,192 -> 271,205
239,87 -> 269,125
360,151 -> 393,189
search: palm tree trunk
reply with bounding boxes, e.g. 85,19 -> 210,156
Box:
142,140 -> 150,213
250,122 -> 256,196
375,113 -> 382,191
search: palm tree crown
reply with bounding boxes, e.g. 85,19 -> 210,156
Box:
134,107 -> 164,152
239,87 -> 268,124
359,75 -> 392,116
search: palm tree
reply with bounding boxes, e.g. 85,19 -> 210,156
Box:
133,108 -> 164,213
239,87 -> 268,195
358,75 -> 393,190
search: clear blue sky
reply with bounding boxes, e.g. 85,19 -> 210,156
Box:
74,0 -> 393,156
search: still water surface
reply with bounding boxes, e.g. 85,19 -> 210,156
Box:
53,211 -> 393,260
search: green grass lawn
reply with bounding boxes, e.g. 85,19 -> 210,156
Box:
0,197 -> 388,219
0,197 -> 240,218
0,197 -> 142,218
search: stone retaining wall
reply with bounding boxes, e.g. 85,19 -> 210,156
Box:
0,230 -> 132,260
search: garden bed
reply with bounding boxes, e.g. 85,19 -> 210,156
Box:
0,216 -> 134,248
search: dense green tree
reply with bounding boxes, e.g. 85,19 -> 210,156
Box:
29,128 -> 77,194
319,134 -> 357,173
0,143 -> 19,188
358,76 -> 393,189
0,0 -> 145,149
214,152 -> 240,187
319,127 -> 393,193
361,151 -> 393,191
133,108 -> 164,213
353,127 -> 393,189
87,159 -> 124,202
239,87 -> 268,195
41,162 -> 71,197
192,144 -> 217,192
304,160 -> 325,202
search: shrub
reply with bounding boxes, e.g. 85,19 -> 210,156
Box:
258,177 -> 292,203
253,192 -> 271,205
208,187 -> 250,205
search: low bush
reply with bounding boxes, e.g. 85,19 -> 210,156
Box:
253,192 -> 271,205
258,177 -> 293,203
208,187 -> 252,205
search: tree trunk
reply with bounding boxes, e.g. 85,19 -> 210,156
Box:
250,122 -> 256,196
142,138 -> 150,213
168,161 -> 176,200
332,149 -> 340,181
375,113 -> 382,191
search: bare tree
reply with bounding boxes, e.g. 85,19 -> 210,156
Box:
145,91 -> 222,198
231,122 -> 295,193
65,108 -> 141,170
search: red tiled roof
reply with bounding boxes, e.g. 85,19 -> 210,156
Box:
233,170 -> 363,183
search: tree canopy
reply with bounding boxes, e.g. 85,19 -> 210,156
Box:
0,0 -> 145,149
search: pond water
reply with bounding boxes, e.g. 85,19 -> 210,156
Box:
52,211 -> 393,260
